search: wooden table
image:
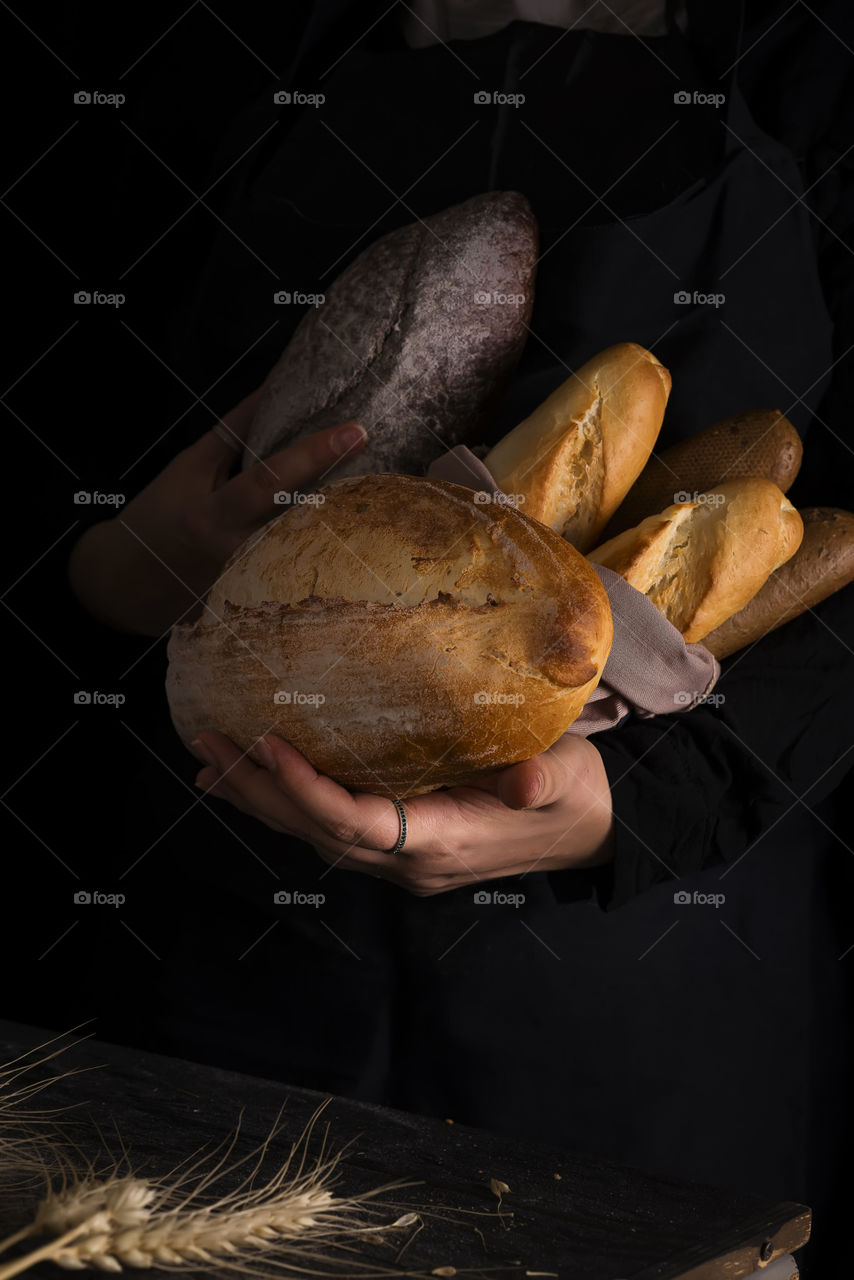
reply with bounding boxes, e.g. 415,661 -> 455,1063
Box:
0,1022 -> 809,1278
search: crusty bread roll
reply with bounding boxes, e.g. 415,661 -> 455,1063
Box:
166,475 -> 613,798
704,507 -> 854,658
482,343 -> 671,553
243,192 -> 538,478
587,478 -> 804,643
604,408 -> 803,538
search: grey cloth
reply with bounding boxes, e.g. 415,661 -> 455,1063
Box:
426,444 -> 721,734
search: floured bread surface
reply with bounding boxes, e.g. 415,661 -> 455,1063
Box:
167,475 -> 613,798
484,342 -> 670,552
588,477 -> 803,642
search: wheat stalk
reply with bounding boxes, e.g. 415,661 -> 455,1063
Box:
0,1102 -> 417,1278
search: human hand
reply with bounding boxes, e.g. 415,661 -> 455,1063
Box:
191,730 -> 615,896
68,387 -> 367,636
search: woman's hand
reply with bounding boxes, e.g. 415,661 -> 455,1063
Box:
68,387 -> 367,636
191,731 -> 615,895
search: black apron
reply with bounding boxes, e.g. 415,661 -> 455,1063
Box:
123,0 -> 838,1241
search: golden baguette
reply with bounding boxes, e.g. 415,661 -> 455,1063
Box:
603,408 -> 802,538
703,507 -> 854,658
587,478 -> 803,643
483,343 -> 670,552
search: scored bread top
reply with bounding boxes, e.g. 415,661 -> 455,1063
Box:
588,477 -> 803,643
483,342 -> 671,551
209,473 -> 613,695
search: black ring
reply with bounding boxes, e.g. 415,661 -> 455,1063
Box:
386,799 -> 407,854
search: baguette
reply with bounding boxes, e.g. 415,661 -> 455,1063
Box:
703,507 -> 854,658
482,343 -> 671,552
604,408 -> 802,537
242,191 -> 538,478
587,478 -> 803,643
167,474 -> 613,798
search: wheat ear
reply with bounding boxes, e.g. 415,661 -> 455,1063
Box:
0,1103 -> 416,1277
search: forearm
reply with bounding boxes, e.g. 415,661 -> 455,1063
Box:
68,520 -> 203,636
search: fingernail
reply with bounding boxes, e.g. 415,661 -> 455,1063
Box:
331,423 -> 367,456
255,737 -> 276,770
528,772 -> 544,807
191,738 -> 216,768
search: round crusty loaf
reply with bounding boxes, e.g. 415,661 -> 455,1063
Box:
703,507 -> 854,658
482,343 -> 671,553
242,191 -> 538,479
588,477 -> 803,643
166,475 -> 613,798
603,408 -> 803,538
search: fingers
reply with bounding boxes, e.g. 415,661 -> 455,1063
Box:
194,386 -> 268,470
211,421 -> 367,532
255,735 -> 405,851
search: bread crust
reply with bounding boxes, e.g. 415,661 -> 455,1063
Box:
483,343 -> 671,552
703,507 -> 854,657
166,475 -> 613,798
604,408 -> 803,537
588,477 -> 804,643
242,192 -> 538,479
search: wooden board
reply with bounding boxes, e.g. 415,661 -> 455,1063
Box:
0,1023 -> 809,1278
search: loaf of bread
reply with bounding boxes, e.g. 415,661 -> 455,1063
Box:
166,475 -> 613,798
482,343 -> 671,553
587,478 -> 804,643
703,507 -> 854,658
242,192 -> 538,479
603,408 -> 803,538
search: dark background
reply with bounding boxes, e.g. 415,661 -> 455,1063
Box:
2,1 -> 853,1274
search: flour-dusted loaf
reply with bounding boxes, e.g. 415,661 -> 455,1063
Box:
242,192 -> 538,479
587,478 -> 804,643
166,475 -> 613,798
604,408 -> 803,538
703,507 -> 854,658
482,343 -> 671,553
